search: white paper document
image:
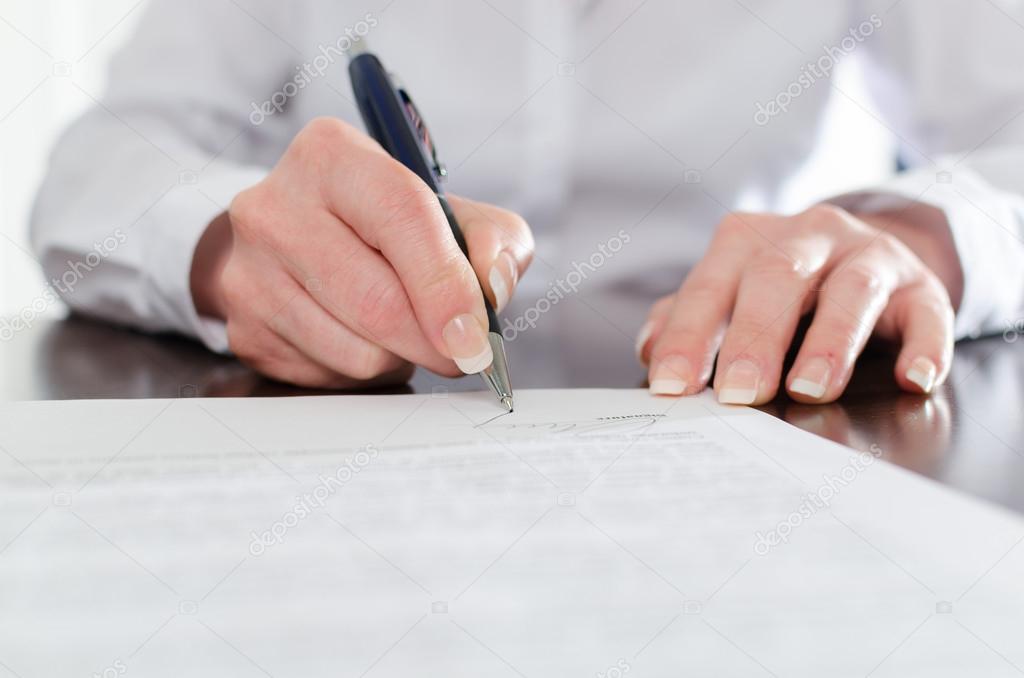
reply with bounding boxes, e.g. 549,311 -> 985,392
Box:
1,389 -> 1022,677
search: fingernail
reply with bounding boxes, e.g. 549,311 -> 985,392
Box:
789,357 -> 831,400
488,251 -> 517,312
906,356 -> 937,393
718,359 -> 761,405
635,321 -> 654,363
443,314 -> 493,374
649,355 -> 691,396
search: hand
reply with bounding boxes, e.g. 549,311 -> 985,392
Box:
637,203 -> 962,404
190,117 -> 533,388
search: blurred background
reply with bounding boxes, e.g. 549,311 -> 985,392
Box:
0,1 -> 892,321
0,0 -> 144,318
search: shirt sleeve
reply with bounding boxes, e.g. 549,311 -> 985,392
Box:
29,0 -> 301,352
829,1 -> 1024,340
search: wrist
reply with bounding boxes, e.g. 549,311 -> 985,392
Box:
190,211 -> 233,320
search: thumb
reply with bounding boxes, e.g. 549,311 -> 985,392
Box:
448,194 -> 534,313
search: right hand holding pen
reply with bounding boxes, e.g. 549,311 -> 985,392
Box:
190,117 -> 534,388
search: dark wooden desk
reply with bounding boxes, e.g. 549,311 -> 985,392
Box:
4,284 -> 1023,514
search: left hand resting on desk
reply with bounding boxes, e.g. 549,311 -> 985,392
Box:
637,203 -> 963,405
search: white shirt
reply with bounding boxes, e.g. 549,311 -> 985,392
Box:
30,0 -> 1024,352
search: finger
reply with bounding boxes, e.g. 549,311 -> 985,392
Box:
314,121 -> 492,374
260,339 -> 414,390
448,194 -> 534,312
227,213 -> 459,376
647,214 -> 765,396
263,270 -> 415,381
636,295 -> 673,365
785,256 -> 899,403
886,280 -> 954,394
712,235 -> 833,405
647,209 -> 770,395
227,319 -> 358,389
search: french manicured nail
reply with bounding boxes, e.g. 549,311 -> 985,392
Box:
789,357 -> 831,400
488,251 -> 517,312
635,321 -> 654,363
649,355 -> 692,396
906,356 -> 937,393
718,359 -> 761,405
443,314 -> 493,374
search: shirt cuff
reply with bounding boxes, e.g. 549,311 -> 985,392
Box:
826,168 -> 1024,340
145,164 -> 266,354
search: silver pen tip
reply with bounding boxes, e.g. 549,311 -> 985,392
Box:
501,396 -> 513,413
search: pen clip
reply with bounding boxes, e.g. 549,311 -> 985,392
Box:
396,87 -> 448,183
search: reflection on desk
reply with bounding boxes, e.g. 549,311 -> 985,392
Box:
2,307 -> 1023,514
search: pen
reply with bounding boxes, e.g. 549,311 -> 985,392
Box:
347,44 -> 514,412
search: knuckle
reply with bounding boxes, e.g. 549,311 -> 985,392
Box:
814,317 -> 863,352
250,352 -> 307,386
356,278 -> 406,341
345,345 -> 397,381
678,282 -> 727,315
717,212 -> 754,238
218,253 -> 242,289
291,117 -> 364,177
747,250 -> 806,280
218,264 -> 247,311
681,268 -> 728,299
869,231 -> 908,258
419,261 -> 478,305
229,187 -> 269,239
683,254 -> 736,287
227,323 -> 329,387
649,294 -> 674,319
802,203 -> 848,227
377,182 -> 439,238
835,263 -> 885,295
226,320 -> 259,363
300,116 -> 355,148
273,363 -> 328,388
